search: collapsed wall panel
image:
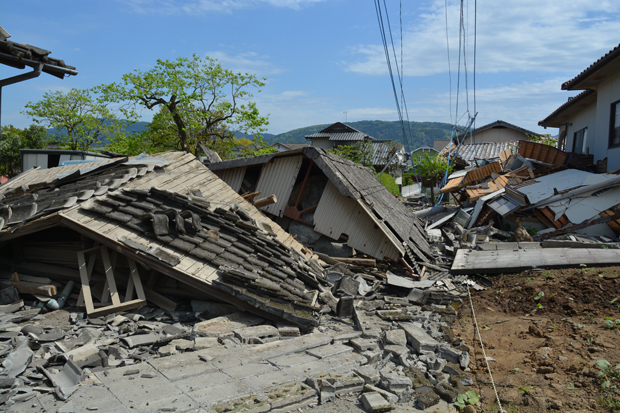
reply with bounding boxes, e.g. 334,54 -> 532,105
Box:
314,181 -> 401,260
213,166 -> 246,192
255,156 -> 303,217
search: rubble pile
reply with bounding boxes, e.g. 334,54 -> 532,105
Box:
0,249 -> 478,412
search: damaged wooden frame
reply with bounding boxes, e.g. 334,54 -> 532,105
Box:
77,245 -> 146,317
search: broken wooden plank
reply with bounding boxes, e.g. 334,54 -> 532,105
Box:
452,247 -> 620,274
332,257 -> 376,267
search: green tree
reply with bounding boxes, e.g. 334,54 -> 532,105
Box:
0,125 -> 47,178
526,133 -> 557,148
328,140 -> 375,170
414,153 -> 453,203
98,54 -> 269,157
23,88 -> 126,151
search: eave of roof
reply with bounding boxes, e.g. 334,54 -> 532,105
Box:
472,120 -> 543,137
538,89 -> 597,128
562,43 -> 620,90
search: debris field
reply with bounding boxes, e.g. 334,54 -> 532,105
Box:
1,143 -> 620,412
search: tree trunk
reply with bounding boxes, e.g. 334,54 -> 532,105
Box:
168,105 -> 190,153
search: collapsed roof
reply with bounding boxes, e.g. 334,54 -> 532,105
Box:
0,152 -> 325,327
207,147 -> 433,270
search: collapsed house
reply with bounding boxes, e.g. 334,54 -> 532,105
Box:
0,150 -> 480,411
0,152 -> 326,328
207,147 -> 433,272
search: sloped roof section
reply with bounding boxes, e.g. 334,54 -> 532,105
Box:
0,31 -> 77,79
372,140 -> 405,165
449,141 -> 517,164
305,122 -> 374,142
207,147 -> 432,266
0,152 -> 323,327
472,120 -> 543,137
538,89 -> 597,128
562,43 -> 620,90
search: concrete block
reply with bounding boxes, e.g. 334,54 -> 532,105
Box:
362,384 -> 398,404
399,322 -> 439,353
194,337 -> 219,350
193,312 -> 264,337
384,329 -> 407,346
234,325 -> 279,344
356,365 -> 381,385
320,381 -> 335,404
383,345 -> 409,357
336,295 -> 355,318
306,343 -> 353,359
416,386 -> 440,410
360,392 -> 392,413
350,338 -> 378,352
331,330 -> 363,342
407,289 -> 428,305
380,374 -> 412,393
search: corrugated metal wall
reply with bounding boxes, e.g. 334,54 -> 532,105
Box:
214,166 -> 246,192
314,181 -> 401,260
255,156 -> 303,217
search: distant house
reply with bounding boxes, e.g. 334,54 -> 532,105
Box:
461,120 -> 542,144
432,120 -> 540,151
305,122 -> 406,170
304,122 -> 374,149
20,149 -> 112,172
271,142 -> 310,152
539,43 -> 620,170
411,144 -> 439,162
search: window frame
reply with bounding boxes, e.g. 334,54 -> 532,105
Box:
572,127 -> 588,154
609,99 -> 620,149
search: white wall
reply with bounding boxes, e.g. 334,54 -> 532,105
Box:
464,127 -> 527,144
310,138 -> 332,149
600,72 -> 620,170
564,101 -> 597,155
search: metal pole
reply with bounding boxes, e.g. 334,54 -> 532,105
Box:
0,62 -> 44,129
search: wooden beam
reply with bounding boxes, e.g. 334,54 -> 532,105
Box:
253,194 -> 277,208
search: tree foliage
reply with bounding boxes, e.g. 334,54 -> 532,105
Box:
0,125 -> 47,178
328,141 -> 375,170
526,133 -> 557,148
98,54 -> 269,156
414,153 -> 453,186
376,172 -> 399,196
23,88 -> 126,151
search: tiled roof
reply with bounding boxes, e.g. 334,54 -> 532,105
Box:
0,27 -> 77,78
447,141 -> 517,164
304,122 -> 374,141
0,152 -> 323,327
305,131 -> 368,141
372,141 -> 405,165
562,43 -> 620,90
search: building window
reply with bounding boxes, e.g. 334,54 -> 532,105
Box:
610,100 -> 620,148
572,127 -> 587,154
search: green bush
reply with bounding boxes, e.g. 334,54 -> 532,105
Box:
377,173 -> 399,196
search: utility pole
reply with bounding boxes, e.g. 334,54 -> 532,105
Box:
343,111 -> 348,123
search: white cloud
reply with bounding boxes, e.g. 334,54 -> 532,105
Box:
117,0 -> 324,14
206,51 -> 285,76
346,0 -> 620,77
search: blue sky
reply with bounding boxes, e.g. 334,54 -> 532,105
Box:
2,0 -> 620,137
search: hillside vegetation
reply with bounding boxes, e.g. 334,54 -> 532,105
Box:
262,120 -> 454,149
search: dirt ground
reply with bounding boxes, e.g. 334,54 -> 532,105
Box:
454,265 -> 620,412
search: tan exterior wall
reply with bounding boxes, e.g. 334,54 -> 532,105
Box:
464,128 -> 529,144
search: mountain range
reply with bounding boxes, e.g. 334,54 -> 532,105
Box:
49,120 -> 455,151
241,120 -> 455,150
